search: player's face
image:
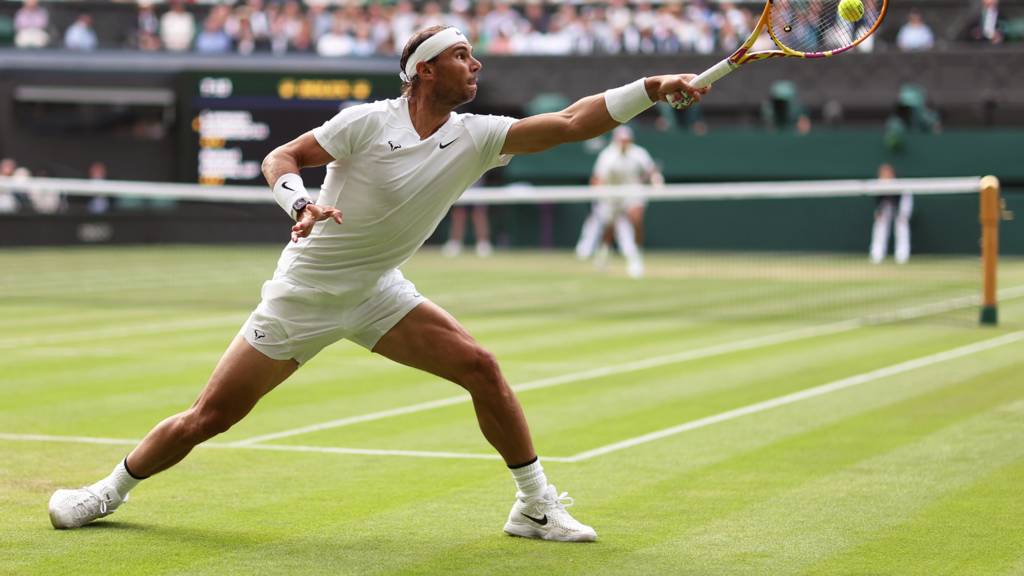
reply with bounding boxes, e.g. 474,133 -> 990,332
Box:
433,43 -> 481,107
615,134 -> 632,152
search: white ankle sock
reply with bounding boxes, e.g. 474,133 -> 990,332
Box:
509,457 -> 547,500
91,459 -> 142,499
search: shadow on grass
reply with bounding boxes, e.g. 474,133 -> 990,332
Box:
70,520 -> 261,548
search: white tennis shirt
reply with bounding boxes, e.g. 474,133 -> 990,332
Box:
272,97 -> 516,294
593,143 -> 655,185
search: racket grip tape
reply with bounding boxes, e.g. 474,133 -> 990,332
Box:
668,58 -> 738,109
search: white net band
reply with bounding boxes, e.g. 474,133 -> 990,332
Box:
0,176 -> 986,205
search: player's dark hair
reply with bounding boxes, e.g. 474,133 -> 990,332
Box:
399,25 -> 449,96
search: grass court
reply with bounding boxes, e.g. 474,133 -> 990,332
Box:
2,246 -> 1023,575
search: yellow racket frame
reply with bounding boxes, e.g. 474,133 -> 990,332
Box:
669,0 -> 888,108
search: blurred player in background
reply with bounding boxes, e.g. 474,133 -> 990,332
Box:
48,25 -> 708,541
575,125 -> 663,279
442,180 -> 493,257
0,158 -> 18,213
870,162 -> 913,264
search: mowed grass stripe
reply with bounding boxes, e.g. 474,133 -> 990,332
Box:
215,281 -> 901,443
578,361 -> 1024,576
278,288 -> 1019,450
4,247 -> 1024,576
658,393 -> 1024,575
1,312 -> 780,436
233,319 -> 863,446
2,286 -> 986,437
548,325 -> 1011,455
282,325 -> 1003,453
804,459 -> 1024,575
7,350 -> 1019,575
9,443 -> 512,576
0,306 -> 200,331
4,278 -> 1015,444
2,311 -> 767,439
0,313 -> 246,350
205,356 -> 1024,576
245,284 -> 1024,446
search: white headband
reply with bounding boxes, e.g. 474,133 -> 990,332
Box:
400,27 -> 470,83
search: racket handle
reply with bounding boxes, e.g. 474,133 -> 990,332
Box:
667,58 -> 738,109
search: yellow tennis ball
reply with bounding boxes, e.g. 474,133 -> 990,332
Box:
838,0 -> 865,22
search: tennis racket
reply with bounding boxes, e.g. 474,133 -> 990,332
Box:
668,0 -> 888,108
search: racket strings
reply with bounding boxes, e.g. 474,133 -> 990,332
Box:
769,0 -> 883,54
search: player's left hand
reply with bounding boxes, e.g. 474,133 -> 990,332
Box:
647,74 -> 710,109
291,204 -> 343,242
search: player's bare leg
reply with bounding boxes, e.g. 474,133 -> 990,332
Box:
471,205 -> 493,257
372,301 -> 596,541
48,336 -> 298,529
443,206 -> 467,257
614,215 -> 644,279
575,207 -> 603,260
128,336 -> 298,476
627,204 -> 645,246
623,204 -> 646,278
372,301 -> 534,464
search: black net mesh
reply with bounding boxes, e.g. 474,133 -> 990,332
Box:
768,0 -> 885,55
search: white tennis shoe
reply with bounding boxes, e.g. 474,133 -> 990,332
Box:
503,485 -> 597,542
48,484 -> 127,529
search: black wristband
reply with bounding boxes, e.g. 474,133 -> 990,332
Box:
292,197 -> 312,218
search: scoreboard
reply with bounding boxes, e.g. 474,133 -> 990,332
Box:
181,70 -> 402,185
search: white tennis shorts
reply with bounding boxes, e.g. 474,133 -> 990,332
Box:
595,196 -> 646,222
239,268 -> 425,364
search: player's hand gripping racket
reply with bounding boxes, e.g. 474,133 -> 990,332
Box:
668,0 -> 888,109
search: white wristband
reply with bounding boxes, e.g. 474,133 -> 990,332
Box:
604,78 -> 654,123
273,173 -> 311,220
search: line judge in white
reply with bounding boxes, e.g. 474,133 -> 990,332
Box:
48,25 -> 708,541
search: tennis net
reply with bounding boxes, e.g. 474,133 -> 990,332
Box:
0,174 -> 1011,325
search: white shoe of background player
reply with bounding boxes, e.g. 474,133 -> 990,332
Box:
503,484 -> 597,542
627,259 -> 645,279
593,245 -> 610,271
48,484 -> 127,529
441,239 -> 462,257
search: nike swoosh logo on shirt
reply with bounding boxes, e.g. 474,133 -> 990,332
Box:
439,139 -> 458,149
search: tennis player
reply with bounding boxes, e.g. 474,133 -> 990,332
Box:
48,25 -> 707,541
575,125 -> 664,278
869,162 -> 913,264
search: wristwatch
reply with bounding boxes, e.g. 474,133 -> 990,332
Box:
292,198 -> 312,218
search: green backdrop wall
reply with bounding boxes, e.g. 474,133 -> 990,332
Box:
504,129 -> 1024,183
458,129 -> 1023,255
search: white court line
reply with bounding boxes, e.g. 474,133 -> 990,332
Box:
211,442 -> 510,461
0,313 -> 245,349
0,433 -> 139,447
231,285 -> 1024,446
564,330 -> 1024,462
4,330 -> 1022,463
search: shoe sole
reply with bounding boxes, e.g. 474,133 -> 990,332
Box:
503,521 -> 596,542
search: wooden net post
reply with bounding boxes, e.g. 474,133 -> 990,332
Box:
979,175 -> 1000,325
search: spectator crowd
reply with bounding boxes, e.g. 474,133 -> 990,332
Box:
4,0 -> 1017,57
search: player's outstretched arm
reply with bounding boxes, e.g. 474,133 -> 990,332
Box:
649,168 -> 665,188
261,131 -> 343,242
502,75 -> 709,156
